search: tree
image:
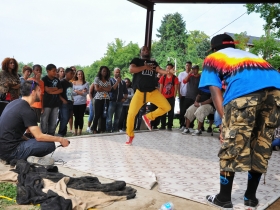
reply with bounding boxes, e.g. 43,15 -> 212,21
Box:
246,4 -> 280,37
249,33 -> 280,60
152,12 -> 188,70
234,32 -> 250,50
187,30 -> 211,60
84,38 -> 140,83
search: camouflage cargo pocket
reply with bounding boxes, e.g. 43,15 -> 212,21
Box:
265,90 -> 280,128
218,128 -> 238,159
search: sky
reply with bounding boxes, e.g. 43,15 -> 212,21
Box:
0,0 -> 266,68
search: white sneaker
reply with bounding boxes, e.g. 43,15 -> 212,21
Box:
189,128 -> 194,133
119,130 -> 124,133
182,128 -> 190,134
192,129 -> 202,136
179,126 -> 185,131
86,127 -> 92,133
27,156 -> 55,166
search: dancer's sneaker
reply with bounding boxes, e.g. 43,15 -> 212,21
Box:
27,156 -> 55,166
192,129 -> 202,136
182,128 -> 190,134
179,126 -> 185,131
244,196 -> 259,210
206,195 -> 233,210
142,115 -> 152,131
125,136 -> 134,146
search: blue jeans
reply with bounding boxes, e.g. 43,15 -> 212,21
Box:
58,102 -> 73,136
9,139 -> 55,161
106,101 -> 123,132
40,107 -> 59,135
88,99 -> 94,123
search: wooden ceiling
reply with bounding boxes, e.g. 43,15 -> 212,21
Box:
128,0 -> 278,9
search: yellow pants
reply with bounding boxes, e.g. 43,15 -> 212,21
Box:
126,89 -> 171,137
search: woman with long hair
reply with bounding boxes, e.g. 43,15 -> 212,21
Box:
0,57 -> 20,102
91,66 -> 111,134
72,70 -> 89,136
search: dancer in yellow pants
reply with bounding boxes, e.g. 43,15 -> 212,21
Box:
125,46 -> 174,145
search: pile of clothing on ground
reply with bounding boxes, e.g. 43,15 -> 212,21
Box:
0,159 -> 137,210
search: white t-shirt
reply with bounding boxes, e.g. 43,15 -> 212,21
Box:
178,71 -> 189,96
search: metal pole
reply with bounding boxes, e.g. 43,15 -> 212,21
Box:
144,4 -> 154,49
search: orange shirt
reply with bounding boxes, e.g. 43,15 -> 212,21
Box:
28,78 -> 44,109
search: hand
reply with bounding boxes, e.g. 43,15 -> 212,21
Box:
121,98 -> 126,102
144,62 -> 154,71
189,69 -> 194,75
62,100 -> 67,104
60,138 -> 70,147
35,73 -> 41,80
194,101 -> 200,107
117,77 -> 121,83
168,67 -> 177,75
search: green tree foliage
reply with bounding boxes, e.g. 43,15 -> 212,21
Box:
246,4 -> 280,37
83,38 -> 140,83
249,33 -> 280,60
152,13 -> 211,73
152,12 -> 188,71
234,32 -> 250,50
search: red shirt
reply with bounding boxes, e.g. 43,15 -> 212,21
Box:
159,75 -> 179,98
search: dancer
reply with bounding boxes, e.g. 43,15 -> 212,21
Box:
199,33 -> 280,210
125,46 -> 175,145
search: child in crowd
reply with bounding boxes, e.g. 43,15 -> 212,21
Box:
57,68 -> 74,137
40,64 -> 62,136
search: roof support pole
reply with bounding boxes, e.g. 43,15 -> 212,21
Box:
144,3 -> 154,49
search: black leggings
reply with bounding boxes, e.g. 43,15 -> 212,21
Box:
91,99 -> 109,132
73,104 -> 86,129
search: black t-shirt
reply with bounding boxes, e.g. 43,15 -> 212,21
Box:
60,79 -> 73,102
0,99 -> 38,160
198,90 -> 214,107
130,58 -> 159,92
42,76 -> 62,108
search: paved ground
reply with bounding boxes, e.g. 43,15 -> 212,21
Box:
1,129 -> 280,210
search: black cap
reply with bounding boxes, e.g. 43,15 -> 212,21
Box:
211,34 -> 235,51
191,65 -> 199,69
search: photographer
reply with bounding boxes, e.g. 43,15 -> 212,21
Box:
106,68 -> 128,133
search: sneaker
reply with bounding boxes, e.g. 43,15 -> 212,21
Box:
182,128 -> 190,134
119,130 -> 124,133
125,136 -> 134,146
86,127 -> 92,133
244,197 -> 259,210
27,156 -> 55,166
206,195 -> 233,210
179,126 -> 185,131
207,127 -> 213,133
142,115 -> 152,131
192,129 -> 202,136
189,128 -> 194,132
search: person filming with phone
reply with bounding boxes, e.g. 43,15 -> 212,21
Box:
0,80 -> 70,166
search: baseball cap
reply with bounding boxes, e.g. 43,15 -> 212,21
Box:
211,34 -> 237,51
191,65 -> 199,69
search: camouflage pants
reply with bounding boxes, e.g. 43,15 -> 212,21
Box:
219,89 -> 280,173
